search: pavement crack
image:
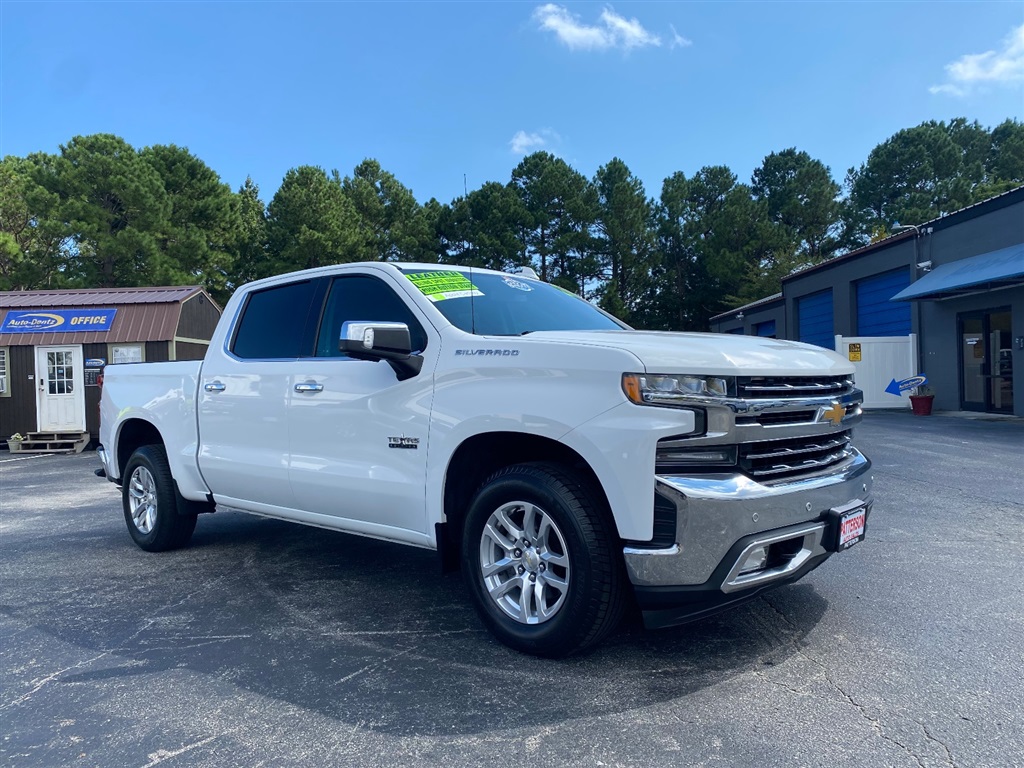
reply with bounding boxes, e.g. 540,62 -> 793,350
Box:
761,595 -> 927,768
1,579 -> 228,711
920,722 -> 956,767
335,646 -> 415,685
0,650 -> 112,710
140,732 -> 228,768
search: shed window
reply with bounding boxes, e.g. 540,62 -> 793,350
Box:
0,347 -> 8,396
111,344 -> 145,364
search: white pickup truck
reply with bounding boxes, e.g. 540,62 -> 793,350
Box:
98,263 -> 873,656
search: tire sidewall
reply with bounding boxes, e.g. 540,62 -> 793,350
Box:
121,446 -> 181,552
462,466 -> 606,656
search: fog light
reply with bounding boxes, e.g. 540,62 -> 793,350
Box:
738,546 -> 768,575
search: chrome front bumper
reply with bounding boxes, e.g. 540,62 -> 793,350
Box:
624,449 -> 873,589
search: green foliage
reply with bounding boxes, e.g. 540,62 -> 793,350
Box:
434,182 -> 529,271
847,118 -> 1024,243
140,144 -> 240,302
510,152 -> 598,289
232,176 -> 268,289
0,156 -> 65,290
2,118 -> 1021,333
645,167 -> 784,330
265,165 -> 360,275
752,148 -> 843,262
593,158 -> 657,324
35,134 -> 171,288
341,159 -> 432,262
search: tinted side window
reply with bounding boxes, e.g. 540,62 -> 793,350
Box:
315,276 -> 428,357
232,280 -> 318,359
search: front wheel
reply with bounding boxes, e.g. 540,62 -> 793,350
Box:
462,462 -> 626,657
122,445 -> 197,552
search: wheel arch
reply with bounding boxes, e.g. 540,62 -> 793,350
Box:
116,418 -> 165,481
438,431 -> 617,572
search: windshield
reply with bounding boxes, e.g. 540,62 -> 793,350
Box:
400,268 -> 626,336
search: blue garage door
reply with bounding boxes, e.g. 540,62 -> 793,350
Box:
856,268 -> 911,336
798,290 -> 834,349
755,320 -> 776,337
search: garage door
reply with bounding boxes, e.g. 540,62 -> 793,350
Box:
797,290 -> 834,349
755,320 -> 776,337
857,268 -> 911,336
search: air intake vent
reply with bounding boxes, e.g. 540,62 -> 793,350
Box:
624,490 -> 677,550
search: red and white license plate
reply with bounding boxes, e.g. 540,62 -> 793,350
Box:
837,507 -> 866,549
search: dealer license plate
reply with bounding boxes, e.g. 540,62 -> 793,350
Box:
837,507 -> 866,550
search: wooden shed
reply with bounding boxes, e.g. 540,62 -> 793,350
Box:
0,286 -> 221,451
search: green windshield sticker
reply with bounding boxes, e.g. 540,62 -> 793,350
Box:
406,271 -> 483,302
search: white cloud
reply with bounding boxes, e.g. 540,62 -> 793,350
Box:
509,129 -> 561,155
532,4 -> 665,52
670,24 -> 692,49
930,23 -> 1024,96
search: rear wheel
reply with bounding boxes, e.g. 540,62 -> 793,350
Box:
462,462 -> 626,657
122,445 -> 197,552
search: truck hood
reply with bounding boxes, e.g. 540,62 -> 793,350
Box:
519,330 -> 854,377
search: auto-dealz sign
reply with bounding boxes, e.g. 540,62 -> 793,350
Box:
0,309 -> 118,333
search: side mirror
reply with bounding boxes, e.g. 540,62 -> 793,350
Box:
339,321 -> 423,380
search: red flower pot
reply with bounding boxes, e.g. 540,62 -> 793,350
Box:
909,394 -> 934,416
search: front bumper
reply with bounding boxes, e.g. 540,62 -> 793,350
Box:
623,449 -> 872,627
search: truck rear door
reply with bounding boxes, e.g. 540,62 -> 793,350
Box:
197,277 -> 322,511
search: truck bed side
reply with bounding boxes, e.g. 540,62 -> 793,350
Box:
99,360 -> 209,500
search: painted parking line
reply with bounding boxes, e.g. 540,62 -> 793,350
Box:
0,454 -> 52,464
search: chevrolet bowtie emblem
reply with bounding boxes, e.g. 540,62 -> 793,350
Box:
819,402 -> 846,426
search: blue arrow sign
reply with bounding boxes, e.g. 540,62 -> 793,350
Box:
885,375 -> 928,396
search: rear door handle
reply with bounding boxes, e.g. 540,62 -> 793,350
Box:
294,381 -> 324,393
204,381 -> 226,393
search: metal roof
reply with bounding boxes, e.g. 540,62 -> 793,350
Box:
784,185 -> 1024,282
0,286 -> 205,346
891,243 -> 1024,301
0,286 -> 202,308
710,292 -> 783,321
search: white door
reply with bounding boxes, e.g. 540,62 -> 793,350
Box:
287,274 -> 435,535
35,345 -> 86,432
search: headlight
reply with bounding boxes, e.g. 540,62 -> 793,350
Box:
622,373 -> 734,406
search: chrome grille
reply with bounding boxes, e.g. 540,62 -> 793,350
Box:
737,376 -> 853,399
739,430 -> 853,481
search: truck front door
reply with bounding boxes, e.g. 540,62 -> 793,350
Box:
287,273 -> 435,536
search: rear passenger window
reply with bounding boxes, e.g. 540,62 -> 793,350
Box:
232,280 -> 318,359
315,276 -> 428,357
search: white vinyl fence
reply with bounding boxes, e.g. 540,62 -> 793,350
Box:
835,334 -> 917,409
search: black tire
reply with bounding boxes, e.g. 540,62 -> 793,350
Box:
461,462 -> 626,658
121,444 -> 197,552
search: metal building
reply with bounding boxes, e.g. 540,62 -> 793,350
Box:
0,286 -> 220,451
711,186 -> 1024,417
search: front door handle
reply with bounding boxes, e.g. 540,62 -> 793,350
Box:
294,381 -> 324,393
204,381 -> 226,393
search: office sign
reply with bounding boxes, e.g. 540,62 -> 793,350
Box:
1,309 -> 117,334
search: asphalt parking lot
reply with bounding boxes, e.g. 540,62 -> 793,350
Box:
1,411 -> 1022,767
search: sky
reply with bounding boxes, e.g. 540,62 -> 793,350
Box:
2,1 -> 1023,206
